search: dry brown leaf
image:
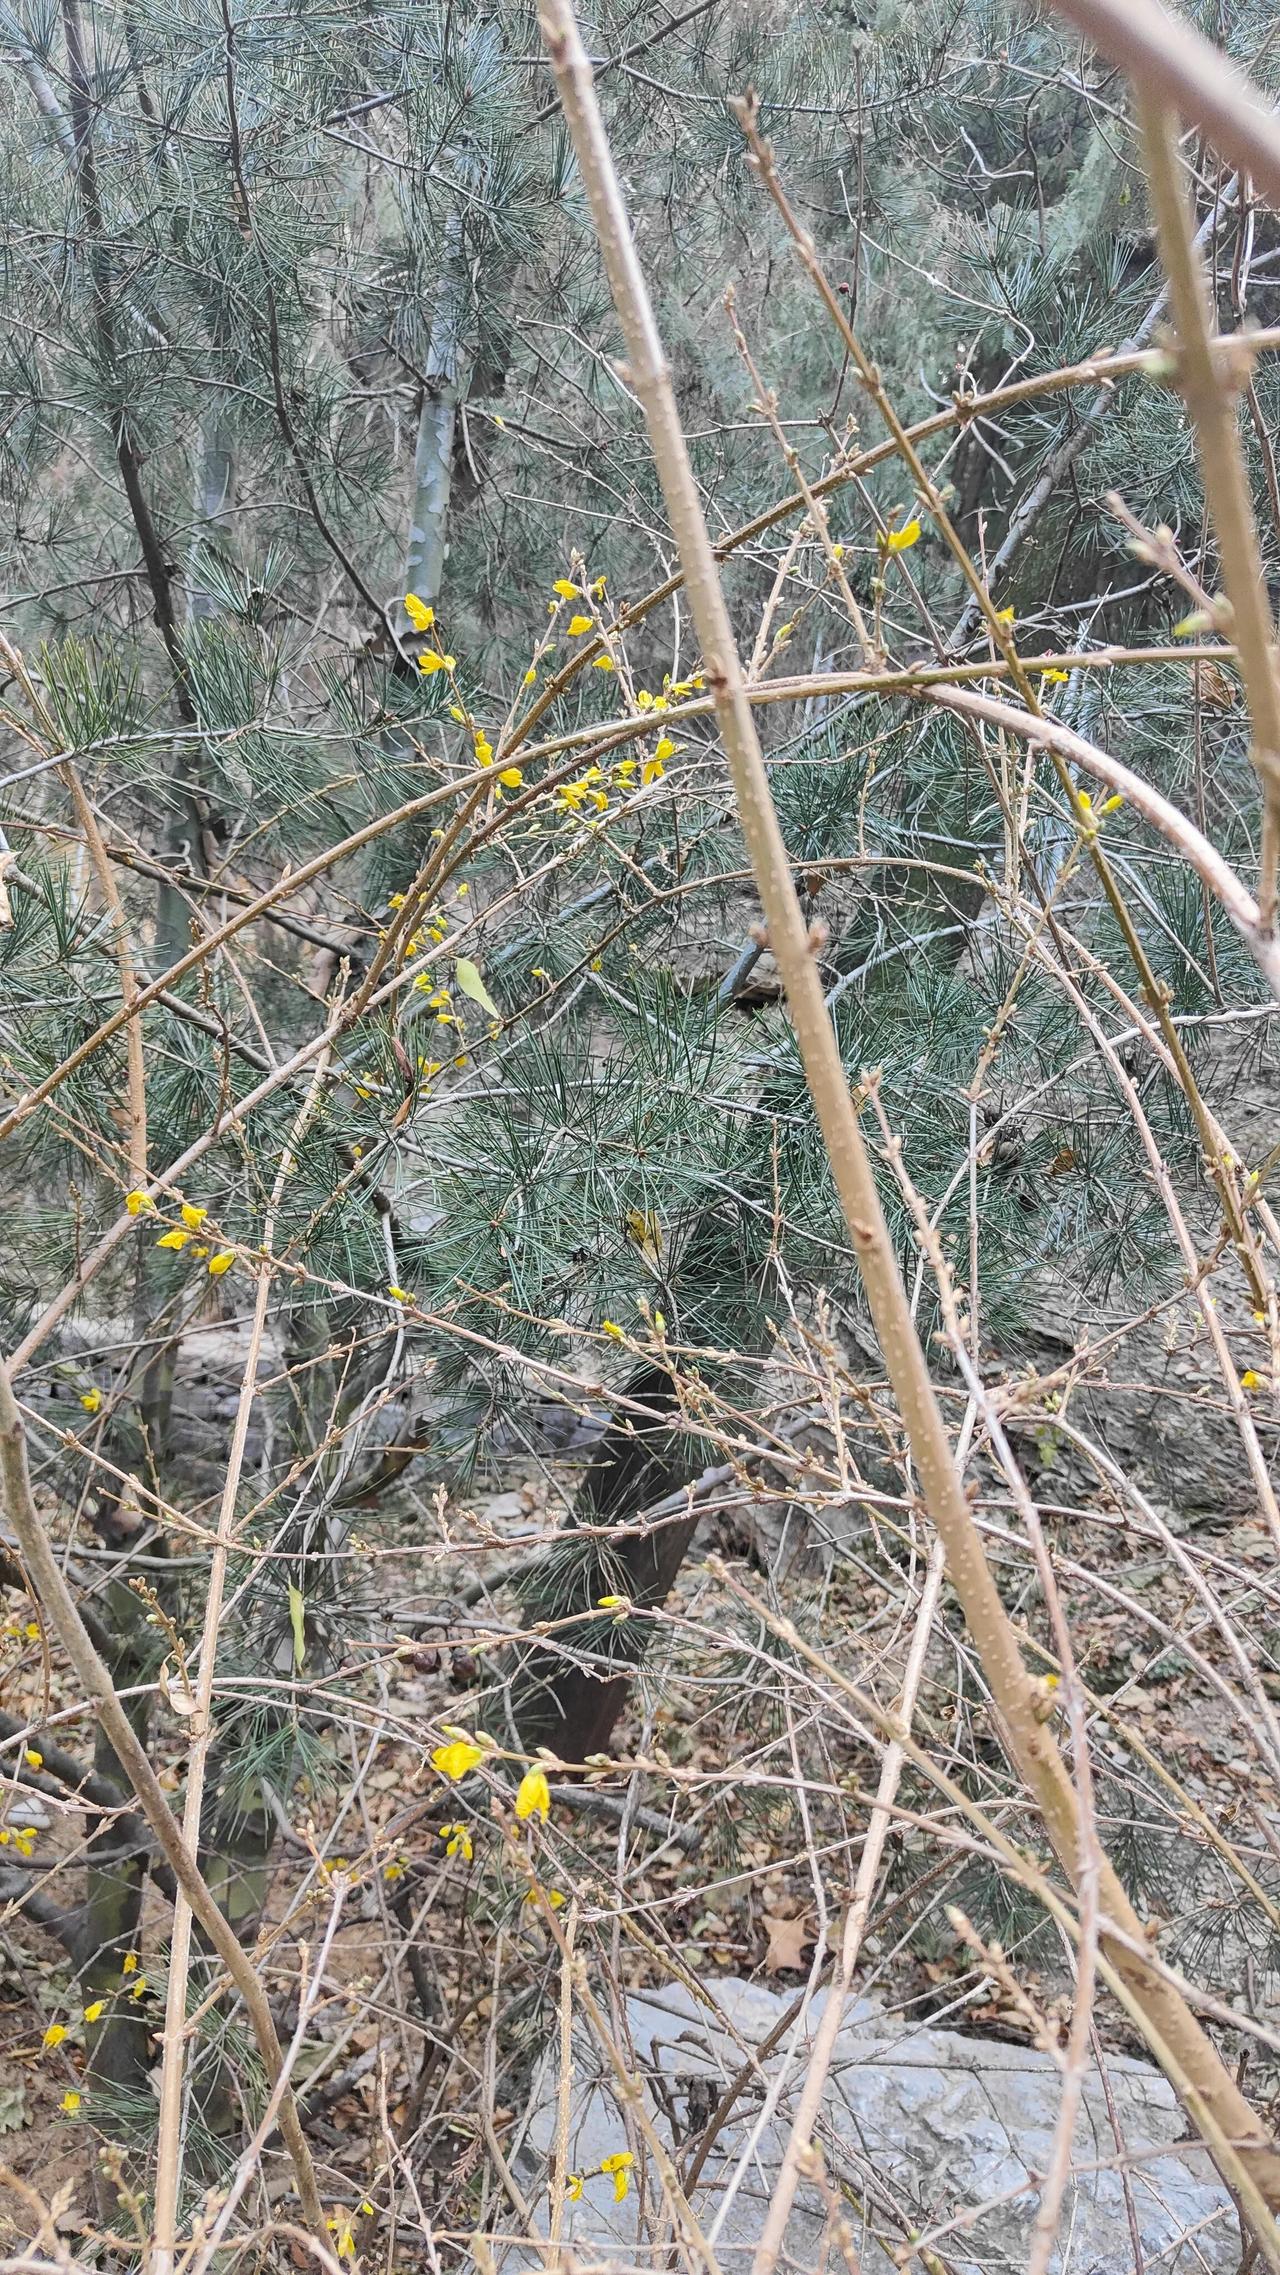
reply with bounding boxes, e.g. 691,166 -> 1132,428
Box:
762,1911 -> 812,1973
1193,659 -> 1237,710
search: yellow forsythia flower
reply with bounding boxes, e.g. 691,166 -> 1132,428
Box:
80,1388 -> 101,1414
566,2173 -> 584,2201
499,766 -> 523,789
180,1202 -> 207,1230
566,614 -> 593,636
388,1285 -> 414,1305
592,655 -> 614,671
552,578 -> 578,599
404,593 -> 434,632
60,2091 -> 81,2114
42,2023 -> 67,2051
994,606 -> 1015,624
155,1228 -> 190,1251
515,1766 -> 551,1822
883,518 -> 921,552
24,1748 -> 42,1769
327,2213 -> 356,2260
1242,1369 -> 1263,1391
83,2001 -> 105,2023
1041,667 -> 1069,685
121,1953 -> 139,1974
432,1738 -> 485,1782
418,650 -> 456,676
601,2152 -> 634,2203
207,1251 -> 235,1276
125,1189 -> 156,1216
441,1821 -> 474,1862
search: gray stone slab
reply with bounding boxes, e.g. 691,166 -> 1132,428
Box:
513,1976 -> 1242,2274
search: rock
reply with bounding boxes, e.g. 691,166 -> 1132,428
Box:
477,1489 -> 534,1529
512,1975 -> 1240,2273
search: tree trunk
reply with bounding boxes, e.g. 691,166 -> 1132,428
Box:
402,209 -> 469,626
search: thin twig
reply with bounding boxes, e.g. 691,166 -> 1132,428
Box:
1134,92 -> 1280,931
150,1040 -> 337,2275
0,1365 -> 327,2243
1046,0 -> 1280,206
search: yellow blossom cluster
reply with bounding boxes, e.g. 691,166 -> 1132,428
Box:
1074,789 -> 1125,839
126,1191 -> 235,1275
41,1967 -> 143,2067
553,731 -> 675,823
430,1737 -> 553,1833
566,2151 -> 635,2204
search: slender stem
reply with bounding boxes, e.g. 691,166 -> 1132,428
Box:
59,0 -> 194,731
749,1531 -> 948,2275
0,1368 -> 327,2244
150,1047 -> 334,2275
1046,0 -> 1280,208
737,100 -> 1276,1319
1135,92 -> 1280,932
537,0 -> 1280,2217
711,1558 -> 1280,2273
494,325 -> 1280,757
218,0 -> 391,642
1,636 -> 147,1191
928,682 -> 1280,997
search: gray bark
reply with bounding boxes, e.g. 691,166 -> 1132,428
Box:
401,208 -> 470,626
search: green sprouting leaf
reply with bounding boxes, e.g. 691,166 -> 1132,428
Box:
288,1584 -> 306,1670
0,2082 -> 27,2132
454,958 -> 499,1019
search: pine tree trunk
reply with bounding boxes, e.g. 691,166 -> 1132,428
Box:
402,209 -> 468,623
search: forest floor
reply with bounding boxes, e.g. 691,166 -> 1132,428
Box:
4,1399 -> 1280,2253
